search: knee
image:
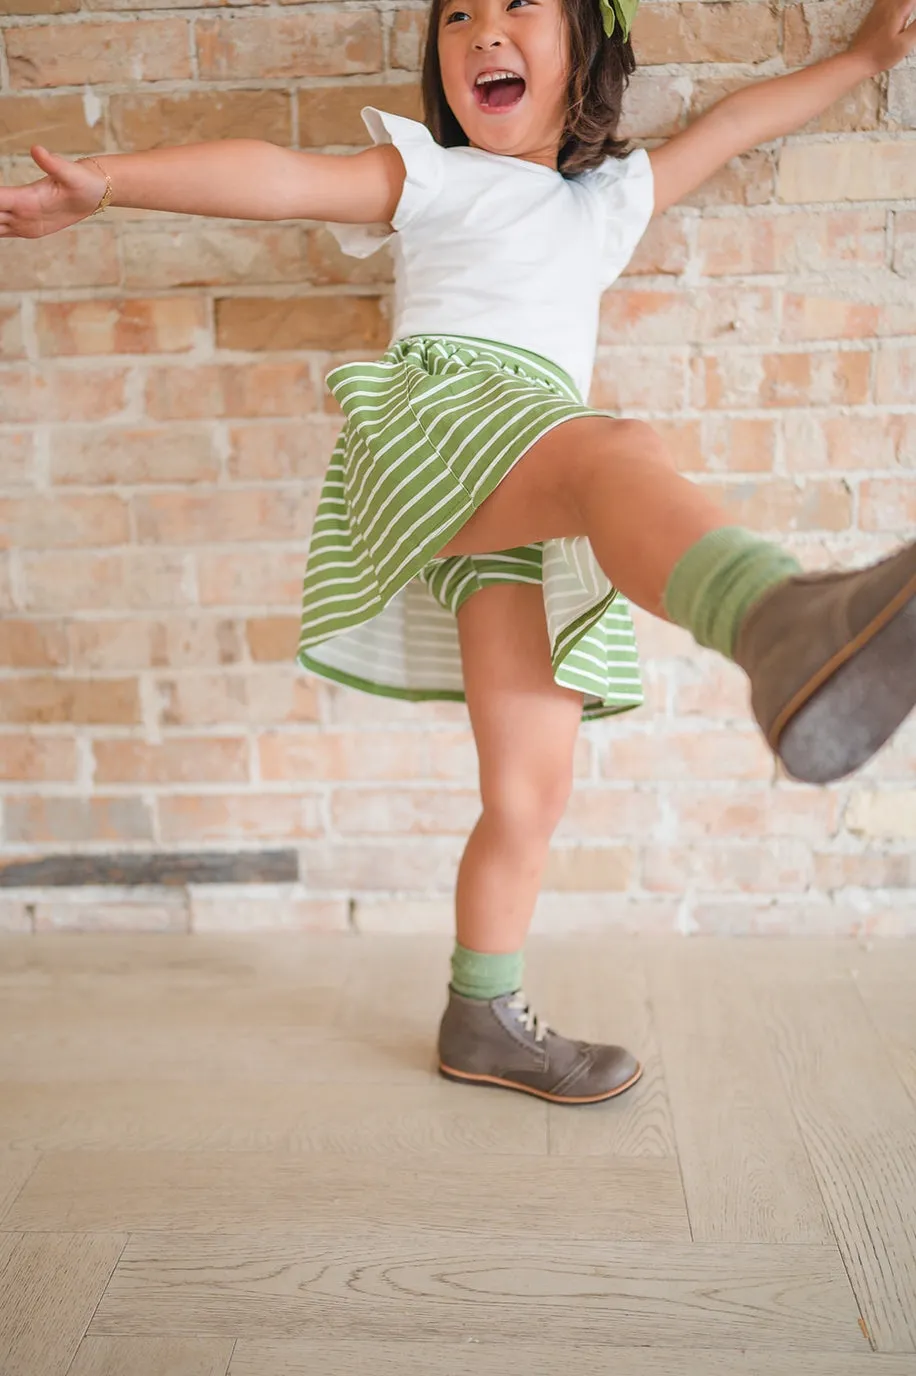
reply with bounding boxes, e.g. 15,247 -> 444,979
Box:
607,418 -> 677,469
481,763 -> 574,846
575,417 -> 676,478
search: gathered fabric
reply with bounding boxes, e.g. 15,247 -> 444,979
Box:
298,334 -> 644,721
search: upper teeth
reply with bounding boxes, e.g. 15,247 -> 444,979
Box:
476,71 -> 521,85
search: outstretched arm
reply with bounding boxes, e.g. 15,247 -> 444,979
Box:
0,140 -> 405,239
648,0 -> 916,214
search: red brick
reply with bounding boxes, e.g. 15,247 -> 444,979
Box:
305,229 -> 394,289
618,69 -> 688,140
702,477 -> 853,534
0,92 -> 104,154
35,298 -> 205,356
190,894 -> 347,934
196,13 -> 382,80
216,296 -> 390,353
782,412 -> 916,474
158,671 -> 318,726
699,349 -> 870,410
683,150 -> 776,210
782,293 -> 881,342
0,735 -> 78,782
158,793 -> 322,842
68,616 -> 242,671
555,788 -> 661,839
145,363 -> 316,420
7,20 -> 191,88
0,618 -> 68,667
875,346 -> 916,404
814,850 -> 916,891
599,289 -> 698,346
120,225 -> 307,291
0,229 -> 118,290
226,420 -> 339,482
700,416 -> 777,474
331,786 -> 479,835
590,349 -> 688,411
673,658 -> 750,719
92,737 -> 249,785
298,82 -> 422,145
390,10 -> 427,69
299,838 -> 464,892
0,306 -> 25,359
110,89 -> 292,152
894,212 -> 916,276
859,480 -> 916,532
696,210 -> 886,277
246,616 -> 300,663
670,786 -> 841,840
20,551 -> 191,612
632,3 -> 779,63
0,675 -> 140,725
0,433 -> 36,486
600,729 -> 772,781
0,367 -> 128,424
779,141 -> 916,204
196,545 -> 312,607
50,426 -> 220,486
643,840 -> 812,892
786,0 -> 880,65
134,488 -> 315,545
261,730 -> 428,783
543,846 -> 635,891
0,494 -> 128,548
4,795 -> 153,843
622,216 -> 690,277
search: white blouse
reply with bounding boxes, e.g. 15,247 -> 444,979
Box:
328,107 -> 655,402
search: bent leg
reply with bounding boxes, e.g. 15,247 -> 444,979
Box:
436,415 -> 726,618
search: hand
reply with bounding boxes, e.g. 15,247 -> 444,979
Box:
849,0 -> 916,74
0,146 -> 108,239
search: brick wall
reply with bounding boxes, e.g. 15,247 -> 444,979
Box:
1,0 -> 914,936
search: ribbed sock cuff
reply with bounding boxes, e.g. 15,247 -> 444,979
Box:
450,942 -> 523,1001
663,526 -> 802,659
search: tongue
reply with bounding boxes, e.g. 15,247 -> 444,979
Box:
486,77 -> 525,108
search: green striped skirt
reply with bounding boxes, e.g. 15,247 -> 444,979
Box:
298,334 -> 644,721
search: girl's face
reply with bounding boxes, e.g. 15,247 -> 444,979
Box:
437,0 -> 569,169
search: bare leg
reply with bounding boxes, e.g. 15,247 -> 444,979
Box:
436,416 -> 727,617
454,582 -> 582,954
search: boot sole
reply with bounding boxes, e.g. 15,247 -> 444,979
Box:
437,1059 -> 644,1104
772,570 -> 916,785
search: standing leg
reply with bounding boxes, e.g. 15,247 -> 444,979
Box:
437,581 -> 641,1104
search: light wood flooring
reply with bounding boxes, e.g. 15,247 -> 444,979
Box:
1,932 -> 915,1375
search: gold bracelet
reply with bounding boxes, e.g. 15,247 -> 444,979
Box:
84,156 -> 113,215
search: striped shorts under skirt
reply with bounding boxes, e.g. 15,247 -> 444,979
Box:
298,334 -> 644,721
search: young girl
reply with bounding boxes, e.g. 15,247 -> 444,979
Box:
4,0 -> 915,1105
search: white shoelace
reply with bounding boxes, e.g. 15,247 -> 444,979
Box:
507,991 -> 549,1043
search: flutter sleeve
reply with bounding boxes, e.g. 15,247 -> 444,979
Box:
583,147 -> 655,288
325,106 -> 446,258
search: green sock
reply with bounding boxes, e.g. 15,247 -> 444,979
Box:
450,942 -> 523,1001
663,526 -> 802,659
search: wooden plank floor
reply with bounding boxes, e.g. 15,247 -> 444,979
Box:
0,933 -> 914,1376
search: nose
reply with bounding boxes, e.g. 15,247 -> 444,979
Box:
472,37 -> 502,48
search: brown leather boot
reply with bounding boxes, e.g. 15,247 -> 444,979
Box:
437,987 -> 642,1105
734,539 -> 916,784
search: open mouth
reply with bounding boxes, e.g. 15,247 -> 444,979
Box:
473,72 -> 527,112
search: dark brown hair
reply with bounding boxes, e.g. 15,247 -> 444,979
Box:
421,0 -> 636,176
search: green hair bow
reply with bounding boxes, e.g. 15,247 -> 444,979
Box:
597,0 -> 640,41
